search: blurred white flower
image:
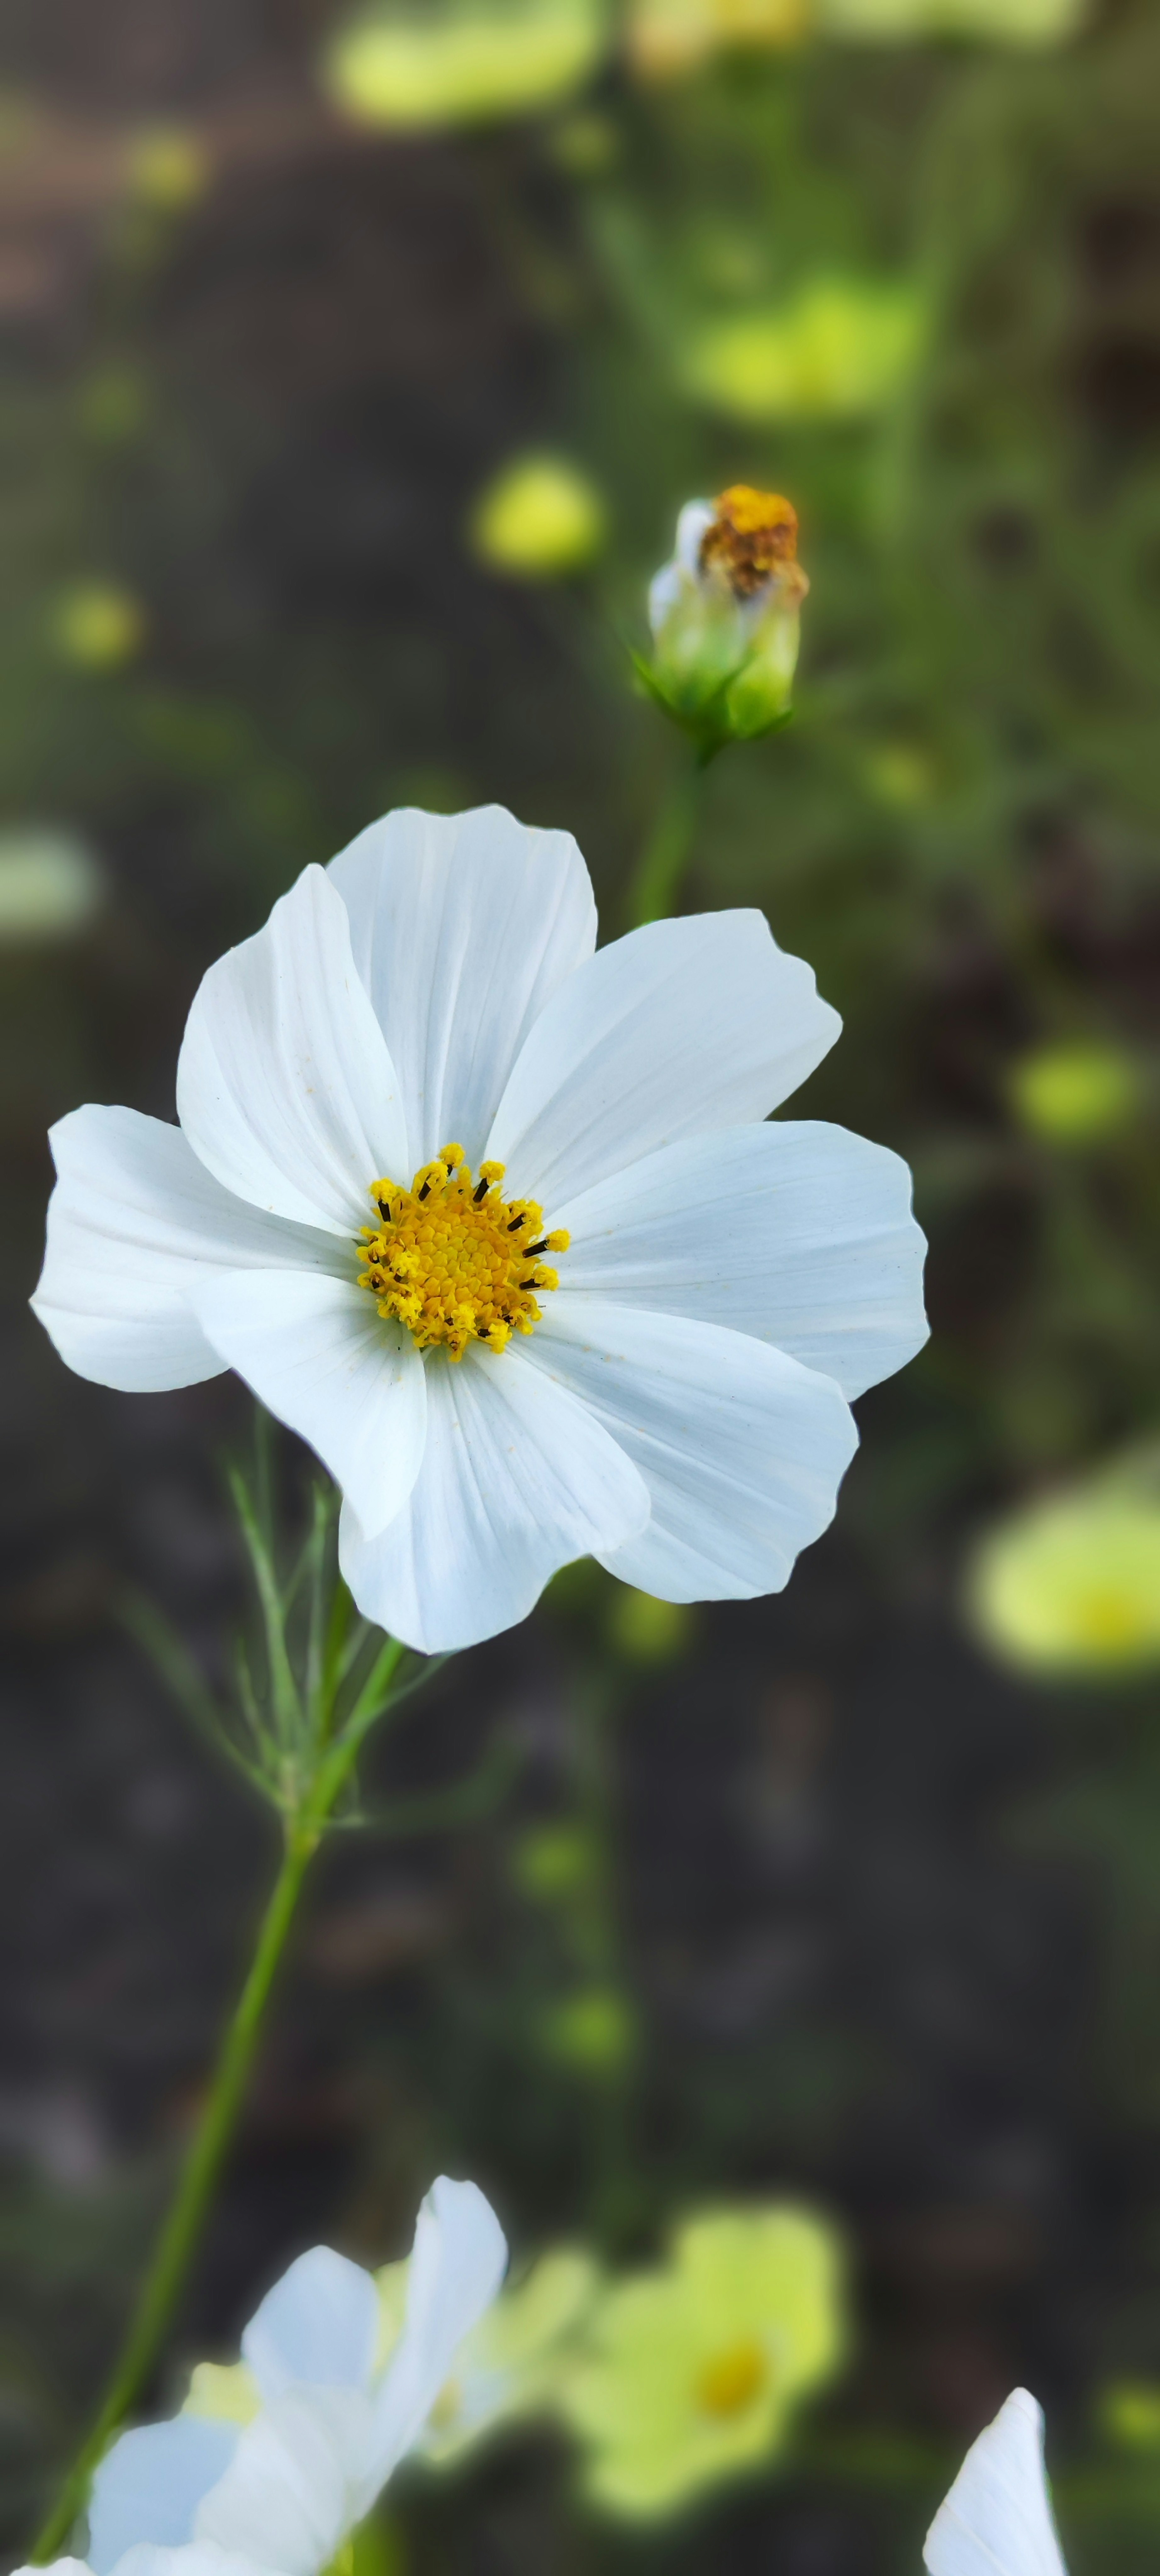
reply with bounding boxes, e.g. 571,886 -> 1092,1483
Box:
81,2179 -> 506,2576
32,804 -> 927,1654
0,829 -> 104,943
924,2388 -> 1068,2576
376,2245 -> 599,2462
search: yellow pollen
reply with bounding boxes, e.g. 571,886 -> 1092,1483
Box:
694,2338 -> 769,2420
357,1144 -> 569,1362
700,484 -> 803,598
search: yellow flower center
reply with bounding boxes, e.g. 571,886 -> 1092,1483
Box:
700,485 -> 803,598
1071,1586 -> 1154,1655
694,2336 -> 768,2418
357,1142 -> 569,1362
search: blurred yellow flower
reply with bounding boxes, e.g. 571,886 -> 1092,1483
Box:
469,452 -> 607,579
125,125 -> 209,211
562,2203 -> 845,2516
681,277 -> 922,422
1008,1039 -> 1140,1147
968,1481 -> 1160,1679
608,1588 -> 695,1662
1100,2379 -> 1160,2451
818,0 -> 1084,38
628,0 -> 807,77
374,2246 -> 599,2460
325,0 -> 606,129
51,583 -> 145,670
542,1985 -> 636,2076
0,829 -> 104,943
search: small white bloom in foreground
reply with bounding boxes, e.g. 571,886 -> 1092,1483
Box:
32,803 -> 928,1654
376,2243 -> 598,2462
925,2388 -> 1068,2576
80,2177 -> 506,2576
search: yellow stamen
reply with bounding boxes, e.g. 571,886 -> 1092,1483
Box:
358,1145 -> 564,1361
694,2337 -> 768,2419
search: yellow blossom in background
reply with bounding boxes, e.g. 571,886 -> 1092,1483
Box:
681,277 -> 923,423
561,2203 -> 845,2516
125,124 -> 209,211
968,1478 -> 1160,1680
608,1588 -> 695,1663
1100,2380 -> 1160,2451
627,0 -> 807,78
325,0 -> 607,130
469,452 -> 607,579
0,828 -> 104,943
541,1985 -> 636,2077
50,582 -> 145,671
1008,1039 -> 1140,1148
817,0 -> 1084,38
375,2246 -> 599,2460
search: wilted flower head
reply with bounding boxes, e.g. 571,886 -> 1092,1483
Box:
643,485 -> 809,756
77,2178 -> 506,2576
32,803 -> 927,1655
968,1469 -> 1160,1679
924,2388 -> 1067,2576
561,2203 -> 845,2516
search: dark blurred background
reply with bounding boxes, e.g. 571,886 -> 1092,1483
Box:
2,0 -> 1160,2569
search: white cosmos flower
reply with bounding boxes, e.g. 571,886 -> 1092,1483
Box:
925,2389 -> 1068,2576
31,803 -> 928,1655
71,2178 -> 506,2576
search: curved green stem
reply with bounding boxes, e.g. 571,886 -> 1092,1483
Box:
29,1667 -> 399,2564
625,756 -> 706,928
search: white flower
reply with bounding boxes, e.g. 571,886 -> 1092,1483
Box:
61,2178 -> 506,2576
375,2244 -> 598,2463
924,2389 -> 1068,2576
32,803 -> 927,1654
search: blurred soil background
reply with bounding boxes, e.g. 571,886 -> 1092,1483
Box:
1,1 -> 1159,2571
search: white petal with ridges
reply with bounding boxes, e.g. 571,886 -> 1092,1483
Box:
242,2247 -> 380,2404
486,912 -> 840,1211
88,2418 -> 239,2573
555,1120 -> 928,1400
361,2177 -> 508,2502
194,2384 -> 371,2576
526,1298 -> 858,1602
176,865 -> 408,1237
338,1343 -> 650,1652
189,1271 -> 425,1540
328,806 -> 596,1171
31,1106 -> 349,1394
925,2390 -> 1068,2576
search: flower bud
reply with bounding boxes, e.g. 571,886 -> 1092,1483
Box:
639,484 -> 807,758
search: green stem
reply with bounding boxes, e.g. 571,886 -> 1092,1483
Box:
624,757 -> 706,928
30,1679 -> 389,2563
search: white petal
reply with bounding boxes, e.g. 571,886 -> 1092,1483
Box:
675,499 -> 713,576
189,1271 -> 425,1540
555,1120 -> 928,1401
486,912 -> 840,1212
925,2390 -> 1068,2576
88,2419 -> 239,2574
30,1106 -> 349,1395
328,805 -> 596,1171
338,1343 -> 650,1653
195,2386 -> 371,2576
526,1298 -> 858,1602
241,2247 -> 380,2405
116,2551 -> 275,2576
176,866 -> 409,1237
10,2562 -> 91,2576
361,2177 -> 507,2504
